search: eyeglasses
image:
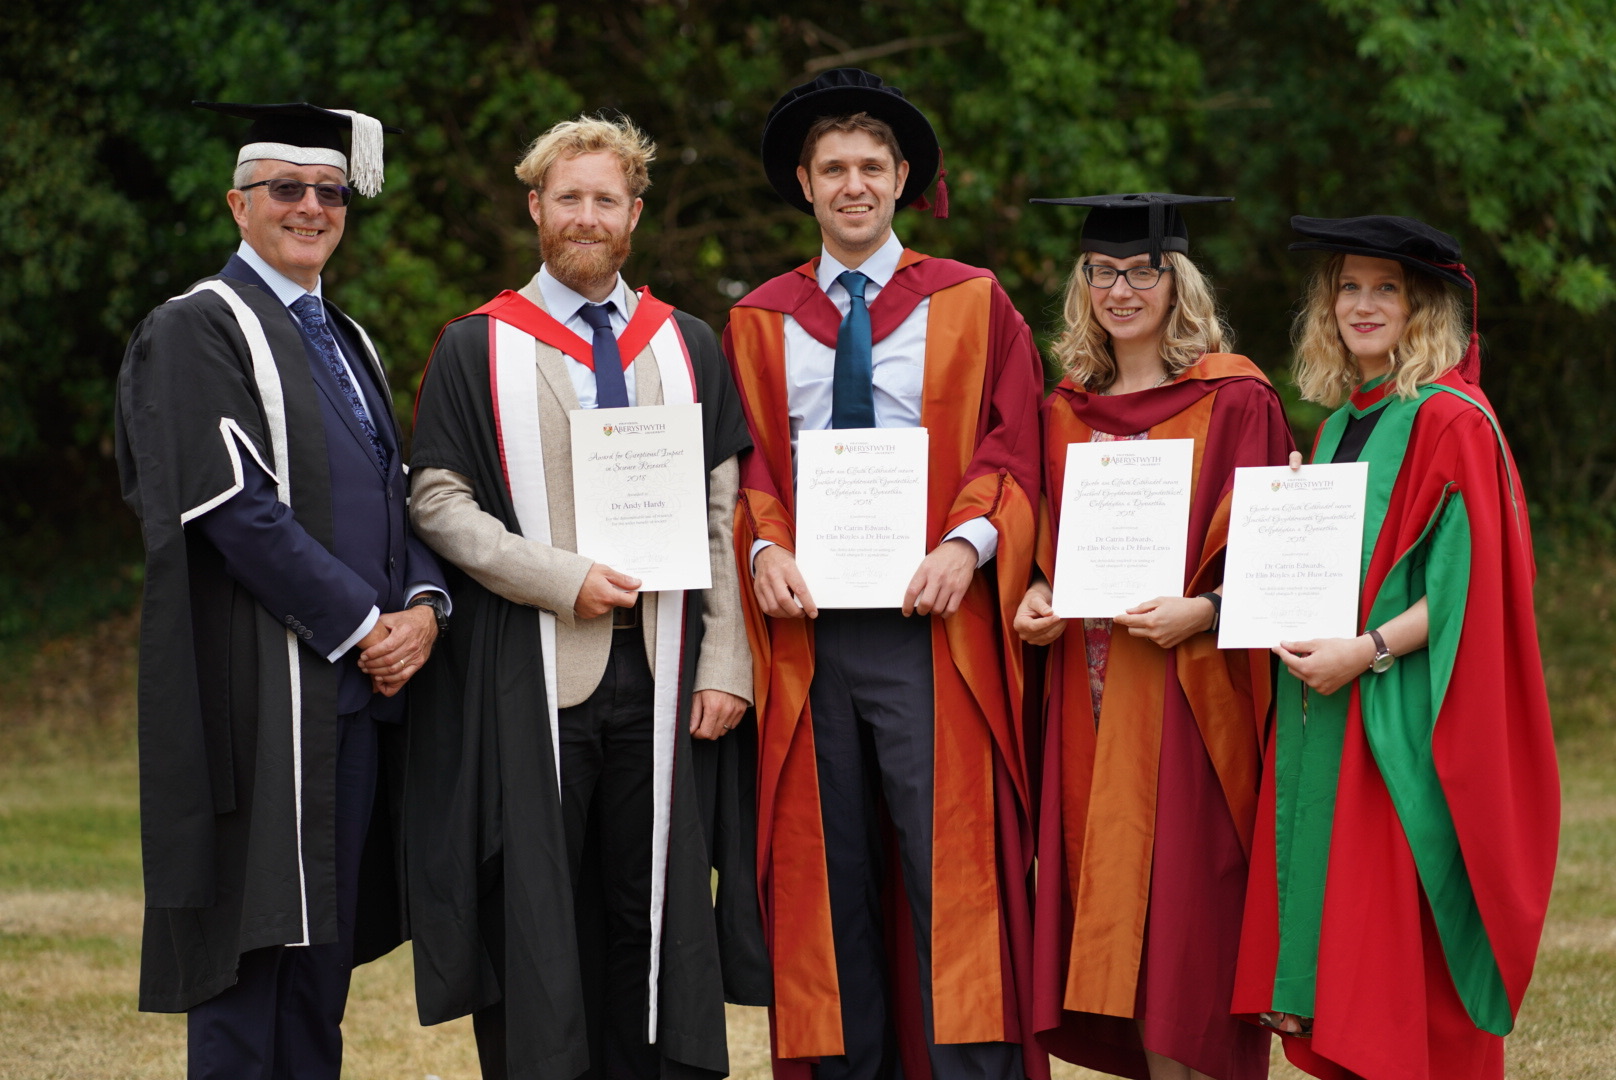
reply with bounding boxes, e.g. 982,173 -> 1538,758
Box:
238,178 -> 353,207
1082,264 -> 1174,290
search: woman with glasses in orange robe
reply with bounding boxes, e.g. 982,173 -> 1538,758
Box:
1017,193 -> 1294,1080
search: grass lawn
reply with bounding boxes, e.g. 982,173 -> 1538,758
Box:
2,550 -> 1613,1077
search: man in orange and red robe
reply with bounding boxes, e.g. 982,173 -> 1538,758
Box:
722,68 -> 1046,1080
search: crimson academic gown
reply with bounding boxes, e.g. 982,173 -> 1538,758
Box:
1231,370 -> 1559,1080
1031,356 -> 1294,1080
724,251 -> 1046,1079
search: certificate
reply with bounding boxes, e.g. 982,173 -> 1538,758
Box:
1051,439 -> 1194,618
795,428 -> 928,609
1218,462 -> 1369,649
570,403 -> 711,592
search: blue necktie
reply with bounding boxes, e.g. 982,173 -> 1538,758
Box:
578,302 -> 630,409
831,271 -> 875,429
290,294 -> 389,472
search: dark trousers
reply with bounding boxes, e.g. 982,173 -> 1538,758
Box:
474,628 -> 659,1080
811,610 -> 1022,1080
187,711 -> 378,1080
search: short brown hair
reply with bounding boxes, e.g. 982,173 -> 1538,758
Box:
515,115 -> 655,198
798,112 -> 904,172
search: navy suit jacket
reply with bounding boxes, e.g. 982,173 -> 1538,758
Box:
193,255 -> 446,717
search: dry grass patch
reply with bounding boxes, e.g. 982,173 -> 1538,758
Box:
0,578 -> 1608,1077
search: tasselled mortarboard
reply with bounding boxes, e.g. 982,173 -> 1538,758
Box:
1028,192 -> 1234,268
193,101 -> 402,197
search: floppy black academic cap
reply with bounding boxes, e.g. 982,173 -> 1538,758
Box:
1028,192 -> 1234,268
193,101 -> 402,197
1288,215 -> 1470,288
760,68 -> 940,216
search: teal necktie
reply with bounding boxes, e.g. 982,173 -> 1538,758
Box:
831,271 -> 875,428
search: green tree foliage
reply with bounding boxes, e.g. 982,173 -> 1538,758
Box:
3,0 -> 1615,610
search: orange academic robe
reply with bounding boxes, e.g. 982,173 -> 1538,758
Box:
723,250 -> 1045,1078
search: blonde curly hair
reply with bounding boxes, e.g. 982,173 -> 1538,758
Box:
1050,251 -> 1231,390
1291,254 -> 1467,407
515,115 -> 655,198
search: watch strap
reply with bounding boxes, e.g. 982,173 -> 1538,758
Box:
1367,627 -> 1392,671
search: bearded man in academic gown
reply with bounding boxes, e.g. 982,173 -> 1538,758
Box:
723,69 -> 1046,1080
115,101 -> 449,1080
404,114 -> 764,1080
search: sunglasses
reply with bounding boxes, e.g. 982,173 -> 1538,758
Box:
238,178 -> 354,207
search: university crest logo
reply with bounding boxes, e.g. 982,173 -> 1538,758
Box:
602,425 -> 615,436
1100,455 -> 1111,467
1271,481 -> 1283,492
834,444 -> 845,455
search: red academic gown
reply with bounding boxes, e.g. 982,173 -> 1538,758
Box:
723,250 -> 1046,1079
1030,356 -> 1294,1080
1231,370 -> 1559,1080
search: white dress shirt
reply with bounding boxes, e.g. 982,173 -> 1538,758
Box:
536,265 -> 638,408
758,231 -> 998,566
235,241 -> 445,659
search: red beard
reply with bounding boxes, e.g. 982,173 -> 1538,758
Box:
540,222 -> 632,297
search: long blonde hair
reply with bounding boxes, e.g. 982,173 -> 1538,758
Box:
1050,250 -> 1231,390
1292,253 -> 1467,406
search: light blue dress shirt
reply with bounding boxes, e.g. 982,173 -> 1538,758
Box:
751,232 -> 998,568
536,265 -> 638,408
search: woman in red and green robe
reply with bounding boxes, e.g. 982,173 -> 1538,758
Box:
1232,214 -> 1559,1080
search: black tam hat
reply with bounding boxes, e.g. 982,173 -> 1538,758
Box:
760,68 -> 943,217
193,100 -> 402,197
1028,192 -> 1234,268
1290,214 -> 1482,380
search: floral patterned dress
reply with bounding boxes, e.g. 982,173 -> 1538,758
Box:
1081,428 -> 1149,720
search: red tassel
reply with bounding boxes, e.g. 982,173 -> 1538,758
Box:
1426,259 -> 1482,383
933,149 -> 949,220
912,193 -> 931,212
1457,266 -> 1481,383
1458,332 -> 1481,383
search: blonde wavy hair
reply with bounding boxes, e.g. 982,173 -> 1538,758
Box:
1050,250 -> 1231,390
514,115 -> 655,198
1292,254 -> 1467,407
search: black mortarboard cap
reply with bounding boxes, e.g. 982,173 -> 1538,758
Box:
1290,213 -> 1482,380
760,68 -> 940,216
1288,215 -> 1469,287
1028,192 -> 1233,267
193,100 -> 401,197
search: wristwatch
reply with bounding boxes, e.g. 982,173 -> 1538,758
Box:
408,592 -> 450,636
1197,591 -> 1222,633
1367,628 -> 1395,673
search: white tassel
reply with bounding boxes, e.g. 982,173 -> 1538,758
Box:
331,109 -> 385,197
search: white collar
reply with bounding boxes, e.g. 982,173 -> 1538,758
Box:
236,241 -> 322,309
816,230 -> 903,293
537,264 -> 631,324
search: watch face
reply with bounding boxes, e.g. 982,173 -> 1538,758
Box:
1372,651 -> 1395,674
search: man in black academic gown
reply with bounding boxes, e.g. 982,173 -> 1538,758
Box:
405,114 -> 767,1080
115,101 -> 448,1080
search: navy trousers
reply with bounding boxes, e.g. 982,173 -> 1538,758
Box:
810,609 -> 1023,1080
187,711 -> 379,1080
